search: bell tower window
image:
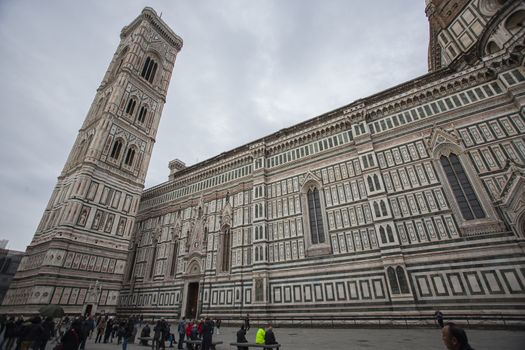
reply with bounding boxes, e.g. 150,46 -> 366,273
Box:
141,56 -> 158,83
124,147 -> 136,166
110,139 -> 123,160
125,98 -> 137,116
137,106 -> 148,124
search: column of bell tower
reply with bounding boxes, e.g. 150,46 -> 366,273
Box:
0,7 -> 182,315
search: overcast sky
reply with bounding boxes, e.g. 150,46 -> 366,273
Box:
0,0 -> 429,251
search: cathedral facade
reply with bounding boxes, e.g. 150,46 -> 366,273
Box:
3,1 -> 525,325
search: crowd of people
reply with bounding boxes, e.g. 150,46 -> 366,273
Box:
0,312 -> 476,350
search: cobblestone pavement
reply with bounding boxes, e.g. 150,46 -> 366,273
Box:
45,326 -> 525,350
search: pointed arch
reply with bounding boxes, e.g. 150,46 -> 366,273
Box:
379,226 -> 387,244
220,225 -> 231,272
380,200 -> 388,216
387,267 -> 400,294
110,138 -> 123,160
124,146 -> 137,167
374,202 -> 381,217
367,176 -> 374,192
396,266 -> 410,294
440,153 -> 485,220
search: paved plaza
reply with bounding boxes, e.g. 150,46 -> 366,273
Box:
45,326 -> 525,350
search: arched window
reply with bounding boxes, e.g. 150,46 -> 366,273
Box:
379,226 -> 387,244
221,227 -> 231,272
125,98 -> 137,116
374,202 -> 381,217
367,176 -> 374,192
149,241 -> 158,279
396,266 -> 410,294
137,106 -> 148,124
141,56 -> 158,83
126,244 -> 138,281
440,154 -> 485,220
170,241 -> 178,277
373,174 -> 381,189
124,147 -> 136,166
307,188 -> 325,244
380,200 -> 388,216
110,139 -> 123,159
386,225 -> 394,242
387,267 -> 400,294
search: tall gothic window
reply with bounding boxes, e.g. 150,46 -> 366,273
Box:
221,227 -> 231,272
141,56 -> 158,83
307,188 -> 325,244
396,266 -> 410,294
388,266 -> 410,295
125,99 -> 136,115
149,241 -> 158,279
110,139 -> 123,159
137,106 -> 148,123
126,244 -> 138,281
440,154 -> 485,220
124,147 -> 135,166
170,241 -> 178,277
387,267 -> 399,294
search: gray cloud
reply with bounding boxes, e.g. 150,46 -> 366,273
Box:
0,0 -> 428,251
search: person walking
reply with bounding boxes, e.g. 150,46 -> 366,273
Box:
201,317 -> 214,350
122,318 -> 134,350
215,318 -> 221,335
95,316 -> 106,343
441,322 -> 475,350
177,317 -> 186,350
40,317 -> 55,350
255,326 -> 265,345
236,324 -> 248,350
435,310 -> 444,328
244,314 -> 250,331
264,325 -> 277,350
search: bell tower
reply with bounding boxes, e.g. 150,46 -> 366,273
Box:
1,8 -> 182,315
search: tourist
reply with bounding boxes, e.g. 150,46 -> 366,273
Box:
140,323 -> 151,345
79,316 -> 91,350
61,319 -> 81,350
441,322 -> 475,350
122,318 -> 134,350
40,317 -> 55,350
153,319 -> 167,350
177,317 -> 186,349
95,316 -> 106,343
264,325 -> 277,350
255,326 -> 265,345
103,318 -> 113,343
244,314 -> 250,331
215,318 -> 221,335
201,317 -> 214,350
2,316 -> 16,350
435,310 -> 444,328
236,324 -> 248,350
197,318 -> 204,338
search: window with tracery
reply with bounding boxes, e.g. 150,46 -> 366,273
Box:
440,154 -> 485,220
169,241 -> 178,277
110,139 -> 123,159
307,188 -> 325,244
141,56 -> 158,83
221,227 -> 231,272
387,266 -> 410,295
125,99 -> 136,116
137,106 -> 147,123
124,147 -> 135,166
